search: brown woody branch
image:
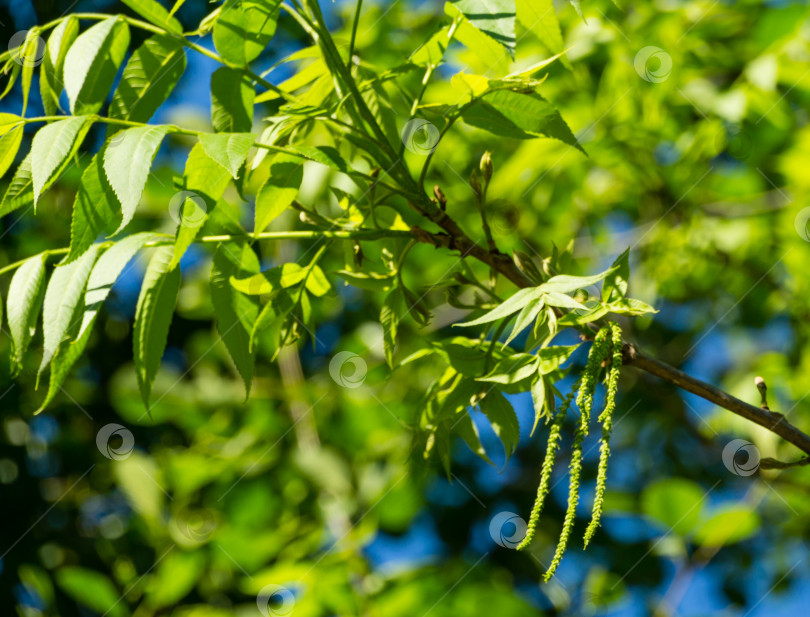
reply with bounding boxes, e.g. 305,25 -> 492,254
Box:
408,212 -> 810,460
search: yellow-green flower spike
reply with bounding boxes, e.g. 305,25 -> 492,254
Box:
583,322 -> 623,548
544,328 -> 612,581
516,383 -> 578,551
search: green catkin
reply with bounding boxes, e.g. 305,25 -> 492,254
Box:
583,322 -> 623,548
544,328 -> 611,581
516,383 -> 578,551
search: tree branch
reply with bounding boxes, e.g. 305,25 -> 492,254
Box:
407,212 -> 810,459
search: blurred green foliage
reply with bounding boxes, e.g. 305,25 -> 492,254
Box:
2,0 -> 810,615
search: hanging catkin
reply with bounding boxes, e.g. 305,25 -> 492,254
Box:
543,327 -> 611,581
583,322 -> 622,547
516,382 -> 578,551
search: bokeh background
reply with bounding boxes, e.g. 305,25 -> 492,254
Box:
2,0 -> 810,615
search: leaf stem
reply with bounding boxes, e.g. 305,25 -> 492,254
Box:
348,0 -> 364,68
0,230 -> 412,277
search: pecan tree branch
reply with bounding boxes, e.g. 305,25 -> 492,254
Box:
408,210 -> 810,458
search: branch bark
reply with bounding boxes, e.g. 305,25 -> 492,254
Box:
408,220 -> 810,459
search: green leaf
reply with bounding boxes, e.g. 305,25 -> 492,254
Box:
335,269 -> 396,291
0,113 -> 20,137
0,124 -> 23,179
537,345 -> 579,373
694,506 -> 761,547
450,0 -> 516,58
40,16 -> 79,115
211,244 -> 260,396
65,148 -> 122,264
558,301 -> 610,327
211,67 -> 255,133
249,288 -> 295,351
64,17 -> 130,115
530,376 -> 546,435
641,478 -> 705,537
20,30 -> 41,116
55,567 -> 128,617
7,254 -> 47,376
38,244 -> 102,378
254,154 -> 303,233
80,233 -> 161,339
461,90 -> 582,151
31,116 -> 93,206
478,352 -> 538,384
133,246 -> 181,409
504,296 -> 544,345
456,411 -> 493,465
213,0 -> 282,65
602,247 -> 630,302
0,153 -> 33,218
199,132 -> 255,179
146,550 -> 205,609
109,34 -> 187,123
479,390 -> 520,460
608,297 -> 658,316
455,286 -> 542,327
430,337 -> 498,376
121,0 -> 183,34
289,145 -> 351,173
540,265 -> 619,294
36,233 -> 161,413
103,125 -> 169,233
411,25 -> 451,65
231,263 -> 309,295
516,0 -> 567,62
169,142 -> 233,267
304,265 -> 331,297
381,285 -> 405,368
542,290 -> 587,310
